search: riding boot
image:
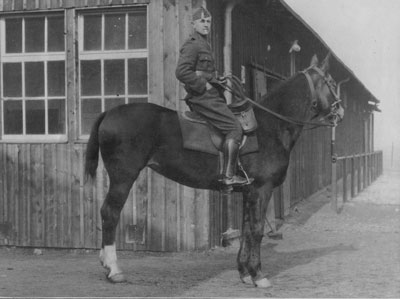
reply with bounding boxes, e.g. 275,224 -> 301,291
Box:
220,138 -> 253,186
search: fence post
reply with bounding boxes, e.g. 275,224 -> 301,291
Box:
351,156 -> 355,198
331,127 -> 337,212
357,156 -> 361,193
343,158 -> 347,202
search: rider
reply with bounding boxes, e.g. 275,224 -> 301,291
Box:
176,6 -> 252,187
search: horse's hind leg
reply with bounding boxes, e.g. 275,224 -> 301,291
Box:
99,165 -> 140,283
238,184 -> 273,288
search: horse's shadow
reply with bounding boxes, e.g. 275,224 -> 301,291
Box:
121,241 -> 357,292
260,242 -> 357,278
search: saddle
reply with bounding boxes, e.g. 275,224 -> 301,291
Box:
178,109 -> 259,156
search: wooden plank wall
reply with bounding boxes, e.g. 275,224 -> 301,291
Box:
0,0 -> 377,251
0,0 -> 212,251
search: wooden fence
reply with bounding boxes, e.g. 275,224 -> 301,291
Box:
331,151 -> 383,211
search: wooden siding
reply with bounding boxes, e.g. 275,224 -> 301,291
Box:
0,0 -> 214,251
0,0 -> 380,251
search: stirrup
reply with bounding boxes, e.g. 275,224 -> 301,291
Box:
220,175 -> 254,186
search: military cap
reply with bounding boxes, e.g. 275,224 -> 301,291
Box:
192,6 -> 211,21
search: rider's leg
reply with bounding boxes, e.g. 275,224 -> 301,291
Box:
220,137 -> 249,186
188,88 -> 253,186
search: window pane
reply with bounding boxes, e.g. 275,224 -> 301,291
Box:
128,97 -> 147,104
105,98 -> 125,111
3,63 -> 22,97
128,11 -> 147,49
81,98 -> 102,135
81,60 -> 101,96
128,58 -> 147,94
3,100 -> 23,134
48,16 -> 65,52
5,18 -> 22,53
25,62 -> 44,97
104,59 -> 124,96
48,99 -> 65,134
48,61 -> 65,96
25,17 -> 45,52
84,15 -> 101,51
105,14 -> 125,50
26,100 -> 45,134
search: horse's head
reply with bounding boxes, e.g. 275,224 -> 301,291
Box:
303,54 -> 344,126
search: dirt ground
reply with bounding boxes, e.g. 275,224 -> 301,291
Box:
1,170 -> 399,298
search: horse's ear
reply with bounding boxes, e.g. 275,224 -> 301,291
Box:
310,54 -> 319,67
320,52 -> 331,73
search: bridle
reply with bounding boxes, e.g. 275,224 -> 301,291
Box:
223,66 -> 343,128
301,66 -> 343,126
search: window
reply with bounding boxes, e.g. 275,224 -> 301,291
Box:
0,14 -> 66,141
78,8 -> 148,137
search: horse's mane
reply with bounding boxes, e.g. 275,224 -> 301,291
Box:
260,72 -> 304,104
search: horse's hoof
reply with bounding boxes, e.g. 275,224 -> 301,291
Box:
254,278 -> 272,288
240,275 -> 252,284
107,273 -> 127,283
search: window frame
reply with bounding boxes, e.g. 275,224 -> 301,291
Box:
0,13 -> 67,143
77,7 -> 149,140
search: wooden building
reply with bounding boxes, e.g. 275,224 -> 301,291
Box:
0,0 -> 380,251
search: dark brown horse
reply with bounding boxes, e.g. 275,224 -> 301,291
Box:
85,54 -> 344,287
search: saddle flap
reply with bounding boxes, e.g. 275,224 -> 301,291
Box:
178,111 -> 259,156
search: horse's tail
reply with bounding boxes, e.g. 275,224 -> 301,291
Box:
84,112 -> 107,180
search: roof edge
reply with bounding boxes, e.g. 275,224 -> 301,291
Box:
279,0 -> 380,104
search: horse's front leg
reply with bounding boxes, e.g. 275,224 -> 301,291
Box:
237,184 -> 273,288
99,181 -> 132,283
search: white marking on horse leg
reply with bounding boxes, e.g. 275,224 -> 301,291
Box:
254,277 -> 272,288
99,244 -> 123,278
240,275 -> 252,284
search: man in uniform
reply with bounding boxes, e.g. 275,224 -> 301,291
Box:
176,6 -> 252,187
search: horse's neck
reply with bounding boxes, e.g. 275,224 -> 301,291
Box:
256,75 -> 310,148
262,75 -> 309,121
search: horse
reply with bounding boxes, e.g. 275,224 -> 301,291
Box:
84,53 -> 344,288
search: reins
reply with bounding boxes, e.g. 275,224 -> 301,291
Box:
221,70 -> 339,128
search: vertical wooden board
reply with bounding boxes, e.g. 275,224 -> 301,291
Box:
55,145 -> 65,247
17,145 -> 27,246
0,146 -> 4,243
163,0 -> 178,110
179,185 -> 194,251
66,8 -> 77,141
162,0 -> 180,245
70,145 -> 81,248
24,145 -> 31,246
82,145 -> 95,249
194,189 -> 209,250
165,179 -> 178,251
135,169 -> 148,250
29,145 -> 43,247
43,145 -> 54,247
148,0 -> 164,104
95,157 -> 106,248
7,145 -> 17,245
64,144 -> 73,247
208,190 -> 216,248
177,0 -> 192,112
